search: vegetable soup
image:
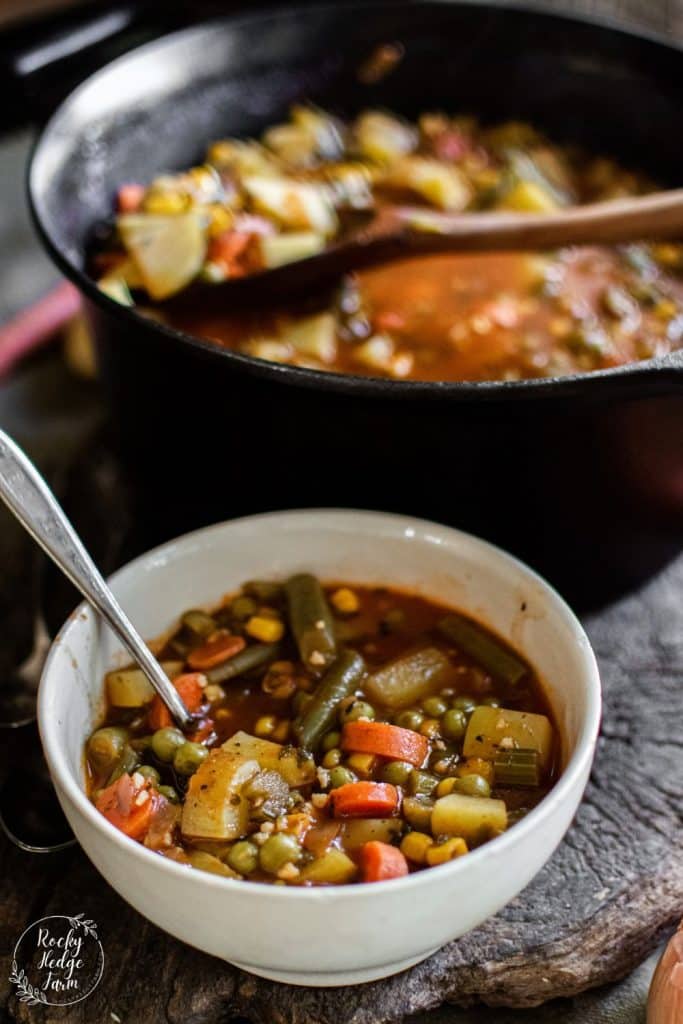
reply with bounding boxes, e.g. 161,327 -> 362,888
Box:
86,576 -> 559,886
92,108 -> 683,381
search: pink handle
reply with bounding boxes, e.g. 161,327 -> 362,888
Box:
0,281 -> 81,378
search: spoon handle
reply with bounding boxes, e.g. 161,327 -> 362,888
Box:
0,429 -> 194,730
397,188 -> 683,253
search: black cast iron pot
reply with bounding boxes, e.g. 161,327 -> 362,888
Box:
27,1 -> 683,605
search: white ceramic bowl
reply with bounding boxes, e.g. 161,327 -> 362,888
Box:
39,510 -> 601,986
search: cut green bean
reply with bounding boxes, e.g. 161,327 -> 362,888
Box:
205,642 -> 280,685
494,748 -> 540,787
437,614 -> 527,686
243,580 -> 285,603
181,609 -> 217,639
295,649 -> 365,750
285,573 -> 337,674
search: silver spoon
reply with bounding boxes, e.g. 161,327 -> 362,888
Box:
0,428 -> 194,730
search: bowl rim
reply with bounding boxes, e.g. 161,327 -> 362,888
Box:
39,508 -> 602,902
26,0 -> 683,400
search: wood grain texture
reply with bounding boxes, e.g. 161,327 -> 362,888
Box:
1,550 -> 681,1024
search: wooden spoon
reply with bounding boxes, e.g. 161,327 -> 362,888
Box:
168,188 -> 683,306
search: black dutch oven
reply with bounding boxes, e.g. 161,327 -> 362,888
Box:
26,1 -> 683,604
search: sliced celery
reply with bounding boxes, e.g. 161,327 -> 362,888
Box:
437,614 -> 527,686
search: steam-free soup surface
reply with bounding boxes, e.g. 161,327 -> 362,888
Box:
93,108 -> 683,381
86,577 -> 558,886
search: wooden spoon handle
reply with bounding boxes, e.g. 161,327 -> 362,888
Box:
389,188 -> 683,254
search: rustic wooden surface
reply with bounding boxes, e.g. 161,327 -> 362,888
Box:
0,2 -> 681,1021
0,502 -> 681,1024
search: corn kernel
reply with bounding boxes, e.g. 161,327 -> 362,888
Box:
246,615 -> 285,643
655,298 -> 677,320
142,190 -> 188,215
208,204 -> 235,237
330,587 -> 360,615
346,753 -> 377,777
652,243 -> 682,267
254,715 -> 277,738
400,831 -> 434,864
436,777 -> 458,797
457,757 -> 494,784
426,837 -> 468,866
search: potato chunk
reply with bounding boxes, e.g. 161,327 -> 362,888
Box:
221,731 -> 316,787
181,750 -> 259,841
463,706 -> 554,770
432,793 -> 507,845
118,211 -> 207,300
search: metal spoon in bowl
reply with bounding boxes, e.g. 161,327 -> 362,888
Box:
168,187 -> 683,306
0,428 -> 195,731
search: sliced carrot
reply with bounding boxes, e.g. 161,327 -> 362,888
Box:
96,773 -> 157,840
329,782 -> 399,819
187,632 -> 246,671
148,672 -> 206,731
207,231 -> 253,275
341,721 -> 429,767
359,840 -> 409,882
117,183 -> 145,213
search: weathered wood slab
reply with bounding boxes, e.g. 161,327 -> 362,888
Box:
1,533 -> 681,1024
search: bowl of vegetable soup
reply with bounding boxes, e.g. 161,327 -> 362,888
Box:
39,510 -> 601,985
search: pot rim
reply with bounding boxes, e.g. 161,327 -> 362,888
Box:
26,0 -> 683,401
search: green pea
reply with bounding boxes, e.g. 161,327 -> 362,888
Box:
408,770 -> 438,798
107,744 -> 139,784
231,595 -> 258,621
441,708 -> 467,741
137,765 -> 161,785
321,730 -> 341,752
339,699 -> 375,725
328,766 -> 357,789
452,695 -> 477,714
259,833 -> 302,874
158,785 -> 179,803
422,696 -> 448,717
402,796 -> 433,831
227,839 -> 259,875
453,774 -> 491,798
395,709 -> 424,731
380,760 -> 413,786
87,727 -> 128,775
151,727 -> 185,763
322,748 -> 342,768
173,741 -> 209,776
